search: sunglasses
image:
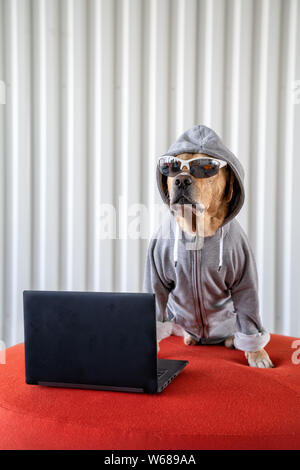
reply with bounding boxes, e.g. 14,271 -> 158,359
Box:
158,155 -> 227,179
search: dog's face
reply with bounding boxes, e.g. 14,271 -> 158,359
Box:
167,153 -> 234,236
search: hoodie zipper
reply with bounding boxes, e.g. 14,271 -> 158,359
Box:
194,249 -> 207,339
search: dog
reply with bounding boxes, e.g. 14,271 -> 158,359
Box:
165,152 -> 273,368
143,125 -> 274,368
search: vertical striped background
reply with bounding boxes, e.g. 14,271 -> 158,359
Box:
0,0 -> 299,347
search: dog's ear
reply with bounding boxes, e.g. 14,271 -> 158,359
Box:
224,167 -> 235,203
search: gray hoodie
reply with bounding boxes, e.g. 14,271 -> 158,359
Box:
143,125 -> 270,352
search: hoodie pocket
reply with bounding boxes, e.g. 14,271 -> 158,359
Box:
206,308 -> 238,341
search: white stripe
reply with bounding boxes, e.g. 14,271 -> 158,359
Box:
5,0 -> 19,346
32,0 -> 47,288
174,220 -> 180,267
218,227 -> 224,270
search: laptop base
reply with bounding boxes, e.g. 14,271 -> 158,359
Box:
157,358 -> 188,393
35,358 -> 188,394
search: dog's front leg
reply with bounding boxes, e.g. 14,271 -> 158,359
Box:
169,323 -> 198,345
156,321 -> 197,351
225,336 -> 274,368
245,349 -> 274,368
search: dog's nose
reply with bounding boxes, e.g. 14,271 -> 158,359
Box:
174,174 -> 192,189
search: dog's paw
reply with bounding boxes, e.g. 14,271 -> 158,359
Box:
183,333 -> 198,346
245,349 -> 274,368
224,336 -> 235,349
156,321 -> 198,347
171,323 -> 186,337
171,324 -> 198,345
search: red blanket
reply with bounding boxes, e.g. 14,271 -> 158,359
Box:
0,334 -> 299,449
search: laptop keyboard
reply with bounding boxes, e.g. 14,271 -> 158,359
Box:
157,368 -> 168,379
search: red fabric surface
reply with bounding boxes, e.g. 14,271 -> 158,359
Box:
0,334 -> 300,450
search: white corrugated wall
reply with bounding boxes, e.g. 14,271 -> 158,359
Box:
0,0 -> 299,347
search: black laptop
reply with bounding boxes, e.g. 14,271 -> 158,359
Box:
23,290 -> 188,393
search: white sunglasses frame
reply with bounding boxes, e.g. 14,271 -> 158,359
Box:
158,155 -> 227,172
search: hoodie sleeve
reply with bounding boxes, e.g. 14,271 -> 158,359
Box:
228,229 -> 270,352
143,235 -> 174,322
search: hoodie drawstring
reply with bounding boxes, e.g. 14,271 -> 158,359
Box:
174,220 -> 180,267
218,226 -> 224,271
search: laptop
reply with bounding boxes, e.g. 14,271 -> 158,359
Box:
23,290 -> 188,393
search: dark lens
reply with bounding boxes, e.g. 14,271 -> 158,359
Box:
159,158 -> 181,177
159,160 -> 170,176
190,159 -> 220,178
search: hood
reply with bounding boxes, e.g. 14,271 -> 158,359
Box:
156,124 -> 245,227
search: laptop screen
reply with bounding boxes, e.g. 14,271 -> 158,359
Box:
23,291 -> 158,393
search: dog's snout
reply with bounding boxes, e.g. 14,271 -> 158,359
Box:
174,174 -> 192,189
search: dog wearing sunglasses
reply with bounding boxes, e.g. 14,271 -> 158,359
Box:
143,125 -> 274,368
